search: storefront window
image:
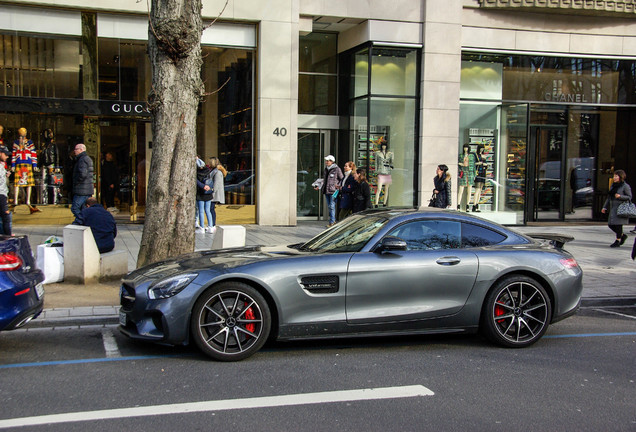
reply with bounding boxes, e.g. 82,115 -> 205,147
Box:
299,32 -> 337,115
0,32 -> 80,99
371,48 -> 417,96
212,49 -> 254,205
461,52 -> 636,223
347,46 -> 418,208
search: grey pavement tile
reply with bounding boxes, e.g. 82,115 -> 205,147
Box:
68,307 -> 96,317
41,309 -> 70,318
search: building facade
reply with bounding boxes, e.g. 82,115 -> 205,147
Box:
1,0 -> 634,225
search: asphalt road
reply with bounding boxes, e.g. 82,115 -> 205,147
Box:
0,306 -> 635,432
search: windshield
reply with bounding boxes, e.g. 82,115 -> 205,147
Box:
300,214 -> 389,253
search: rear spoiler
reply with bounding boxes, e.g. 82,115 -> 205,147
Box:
526,233 -> 574,249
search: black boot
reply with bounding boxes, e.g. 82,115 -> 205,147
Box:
610,240 -> 620,248
472,204 -> 480,213
620,234 -> 628,246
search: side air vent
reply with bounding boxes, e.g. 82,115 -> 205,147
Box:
300,275 -> 339,294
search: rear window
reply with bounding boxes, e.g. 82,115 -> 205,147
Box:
461,223 -> 506,247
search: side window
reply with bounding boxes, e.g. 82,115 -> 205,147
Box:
388,220 -> 461,250
461,223 -> 506,247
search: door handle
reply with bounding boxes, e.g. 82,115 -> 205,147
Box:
436,256 -> 461,266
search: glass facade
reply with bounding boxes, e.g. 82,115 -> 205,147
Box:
460,53 -> 636,223
0,32 -> 81,99
345,46 -> 419,208
299,33 -> 337,115
0,23 -> 255,218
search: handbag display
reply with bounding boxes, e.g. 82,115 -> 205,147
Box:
616,201 -> 636,218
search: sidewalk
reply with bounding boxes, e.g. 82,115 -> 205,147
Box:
13,218 -> 636,329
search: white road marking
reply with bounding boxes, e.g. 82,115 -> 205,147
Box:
101,329 -> 121,358
0,385 -> 433,429
593,308 -> 636,320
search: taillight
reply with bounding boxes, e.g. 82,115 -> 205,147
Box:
0,251 -> 23,271
560,258 -> 578,269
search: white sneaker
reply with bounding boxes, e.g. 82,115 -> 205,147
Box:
205,226 -> 217,234
195,227 -> 205,234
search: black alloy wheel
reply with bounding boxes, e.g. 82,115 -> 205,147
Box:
482,275 -> 551,348
191,282 -> 271,361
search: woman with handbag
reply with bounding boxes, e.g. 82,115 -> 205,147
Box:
601,169 -> 632,248
433,164 -> 452,209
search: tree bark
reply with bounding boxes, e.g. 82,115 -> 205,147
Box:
137,0 -> 204,268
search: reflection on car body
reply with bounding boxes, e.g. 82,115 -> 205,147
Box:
119,208 -> 583,361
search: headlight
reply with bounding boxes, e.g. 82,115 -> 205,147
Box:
148,273 -> 198,299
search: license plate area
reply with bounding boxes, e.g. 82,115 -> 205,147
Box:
119,311 -> 127,326
35,283 -> 44,300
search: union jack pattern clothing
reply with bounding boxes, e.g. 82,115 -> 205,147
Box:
12,139 -> 37,187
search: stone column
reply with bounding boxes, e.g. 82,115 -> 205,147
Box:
255,1 -> 299,225
419,0 -> 463,206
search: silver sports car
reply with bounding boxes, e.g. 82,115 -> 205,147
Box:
119,209 -> 582,361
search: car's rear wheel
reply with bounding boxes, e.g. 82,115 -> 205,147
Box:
191,282 -> 271,361
482,275 -> 551,348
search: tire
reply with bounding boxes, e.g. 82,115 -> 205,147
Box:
481,275 -> 551,348
191,282 -> 271,361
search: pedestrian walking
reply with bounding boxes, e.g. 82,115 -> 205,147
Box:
315,155 -> 343,227
71,143 -> 94,219
208,157 -> 226,234
601,169 -> 632,248
0,146 -> 13,235
352,168 -> 372,213
432,164 -> 452,209
337,161 -> 356,221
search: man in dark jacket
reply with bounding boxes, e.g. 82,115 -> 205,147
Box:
74,197 -> 117,253
71,143 -> 94,218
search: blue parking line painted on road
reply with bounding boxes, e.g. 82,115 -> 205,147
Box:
0,354 -> 189,369
544,332 -> 636,339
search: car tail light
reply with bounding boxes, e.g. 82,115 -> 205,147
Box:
0,251 -> 22,271
14,288 -> 31,296
559,258 -> 578,269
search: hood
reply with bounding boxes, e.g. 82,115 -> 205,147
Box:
123,244 -> 304,284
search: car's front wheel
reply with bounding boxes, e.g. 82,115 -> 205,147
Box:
482,275 -> 551,348
191,282 -> 271,361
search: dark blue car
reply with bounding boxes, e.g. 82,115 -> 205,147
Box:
0,235 -> 45,331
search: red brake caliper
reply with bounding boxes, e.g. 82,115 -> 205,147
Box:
244,306 -> 255,335
495,302 -> 506,324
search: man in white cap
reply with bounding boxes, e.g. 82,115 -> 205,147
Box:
316,155 -> 343,227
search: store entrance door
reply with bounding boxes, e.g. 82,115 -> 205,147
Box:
99,119 -> 147,222
529,126 -> 567,221
297,130 -> 334,220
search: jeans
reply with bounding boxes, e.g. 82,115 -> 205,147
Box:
197,200 -> 213,228
325,193 -> 337,224
71,194 -> 90,218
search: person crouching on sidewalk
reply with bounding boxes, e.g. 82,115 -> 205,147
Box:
73,196 -> 117,253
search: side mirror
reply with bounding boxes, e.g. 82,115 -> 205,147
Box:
376,236 -> 407,253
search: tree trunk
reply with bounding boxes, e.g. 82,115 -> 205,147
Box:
137,0 -> 203,268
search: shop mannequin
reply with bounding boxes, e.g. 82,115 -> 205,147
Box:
471,144 -> 486,212
457,143 -> 476,211
41,129 -> 60,204
374,138 -> 393,206
12,127 -> 40,213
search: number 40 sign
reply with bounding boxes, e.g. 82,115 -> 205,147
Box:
273,127 -> 287,137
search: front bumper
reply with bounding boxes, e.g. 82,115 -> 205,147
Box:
118,280 -> 202,346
